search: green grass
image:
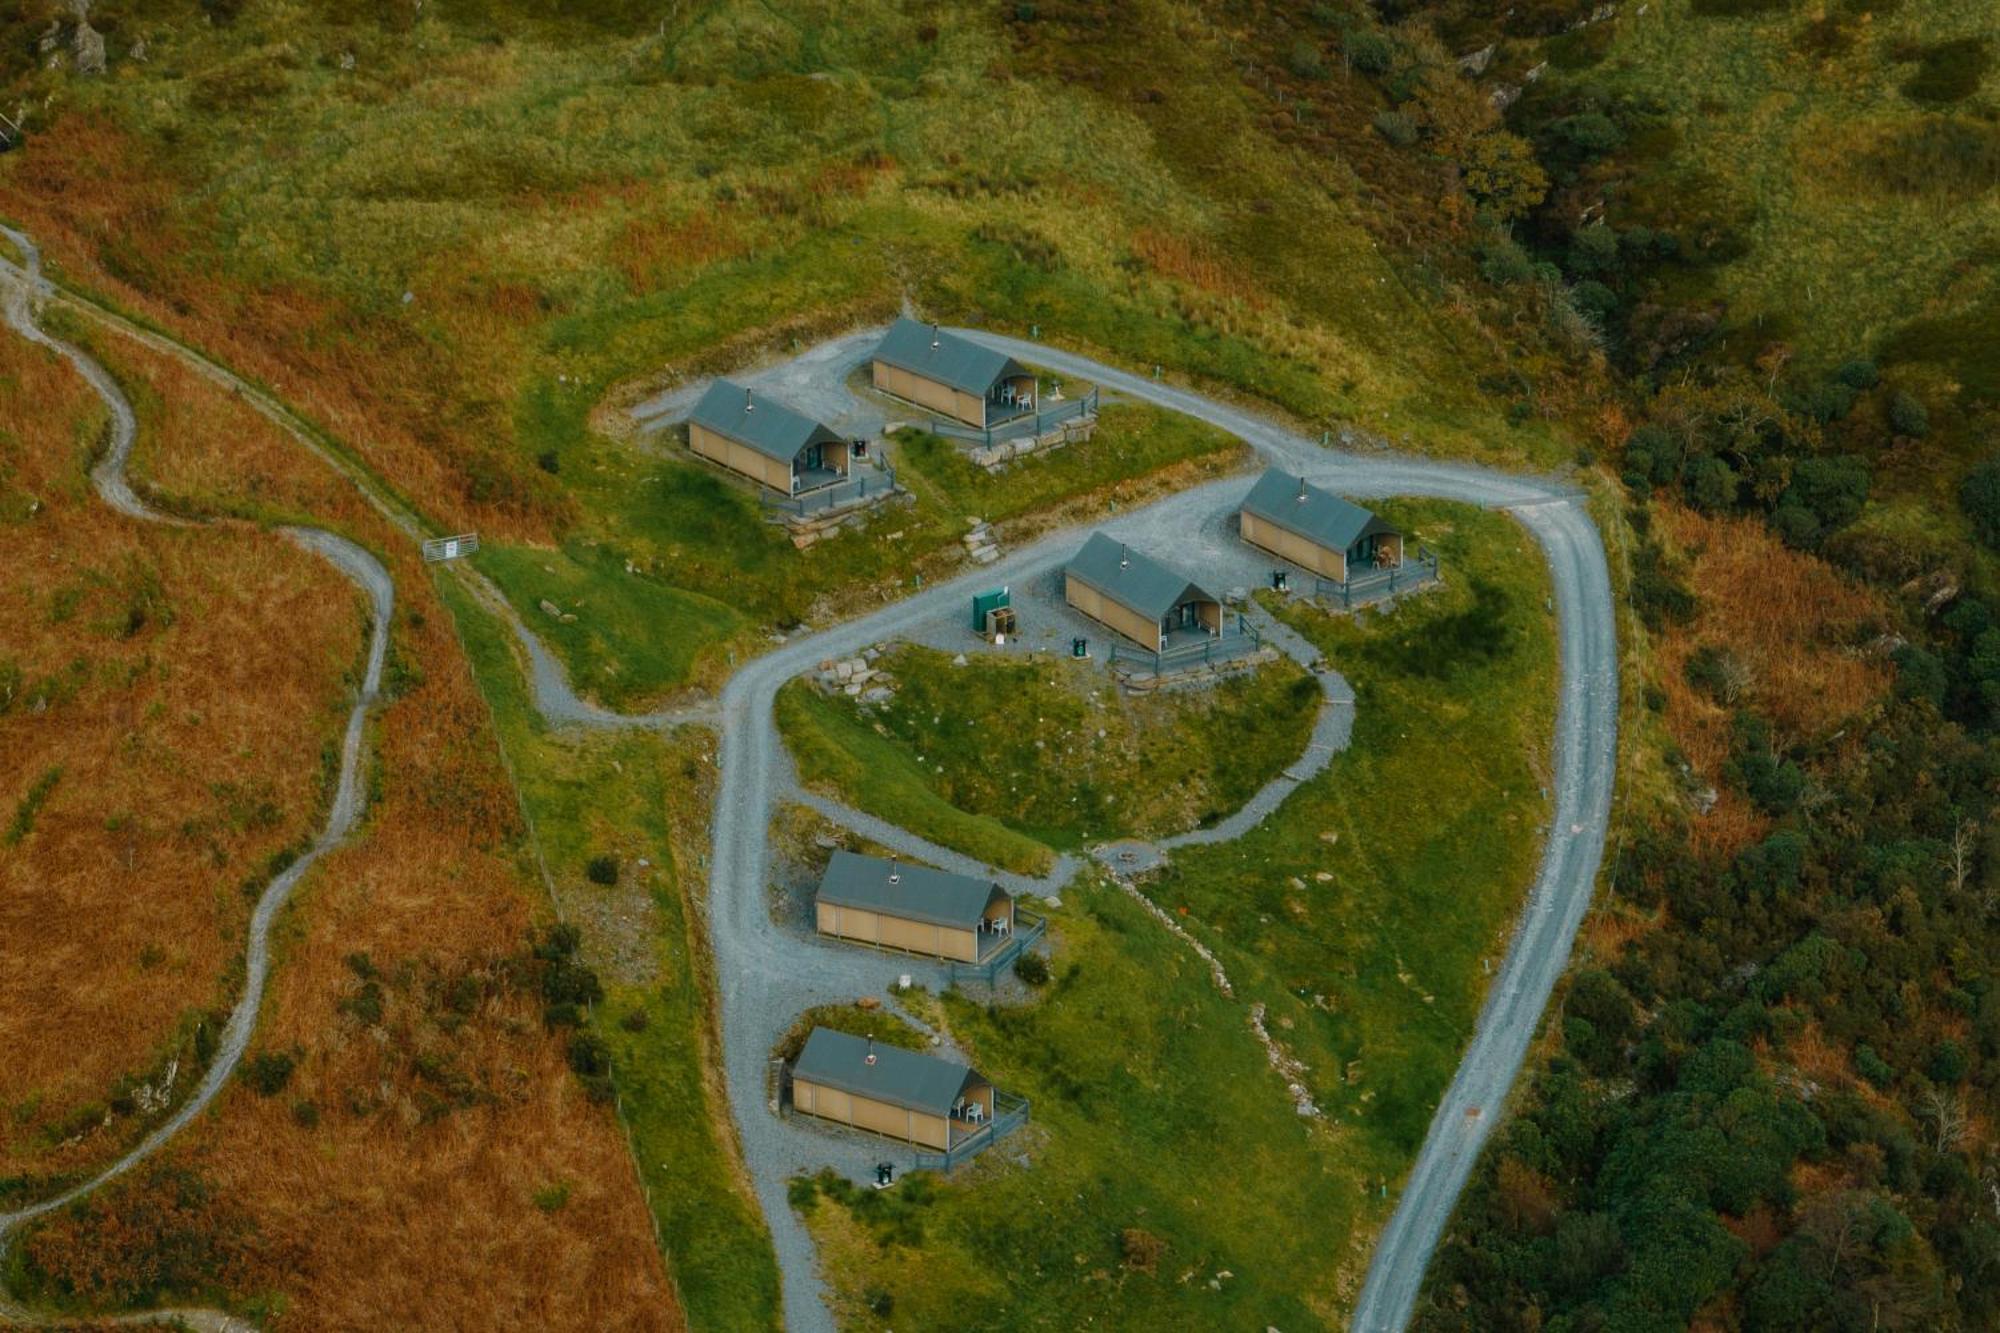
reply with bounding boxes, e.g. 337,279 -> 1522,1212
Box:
796,883 -> 1378,1329
2,0 -> 1575,705
890,399 -> 1245,525
789,647 -> 1321,851
796,499 -> 1559,1326
775,682 -> 1055,876
434,569 -> 780,1331
474,541 -> 745,706
1551,0 -> 2000,374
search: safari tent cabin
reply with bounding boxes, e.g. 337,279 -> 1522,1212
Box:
1063,532 -> 1221,652
790,1028 -> 995,1150
814,850 -> 1015,964
687,379 -> 849,496
1238,468 -> 1403,583
870,316 -> 1036,429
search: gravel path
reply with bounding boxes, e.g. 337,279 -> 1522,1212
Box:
0,244 -> 1616,1333
687,328 -> 1617,1331
0,231 -> 395,1288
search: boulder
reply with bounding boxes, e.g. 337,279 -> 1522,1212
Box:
538,599 -> 562,619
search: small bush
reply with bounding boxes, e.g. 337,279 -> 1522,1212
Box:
1835,359 -> 1879,389
1345,30 -> 1396,75
532,1182 -> 572,1214
619,1007 -> 650,1033
1288,41 -> 1329,80
1904,37 -> 1992,105
1928,1038 -> 1968,1084
1372,110 -> 1419,147
240,1051 -> 296,1097
1014,951 -> 1051,986
1888,390 -> 1930,438
1684,644 -> 1751,704
585,854 -> 620,886
290,1099 -> 319,1128
536,450 -> 560,475
1959,456 -> 2000,549
568,1032 -> 611,1078
1856,1044 -> 1894,1087
1121,1226 -> 1167,1273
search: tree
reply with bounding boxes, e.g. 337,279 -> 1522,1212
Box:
1889,390 -> 1930,438
1459,132 -> 1550,222
1959,455 -> 2000,550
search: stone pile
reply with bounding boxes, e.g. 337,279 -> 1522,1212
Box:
967,413 -> 1096,472
961,518 -> 1000,565
815,646 -> 897,704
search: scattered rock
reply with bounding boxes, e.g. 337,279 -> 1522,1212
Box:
538,599 -> 562,619
952,653 -> 969,667
1458,43 -> 1496,75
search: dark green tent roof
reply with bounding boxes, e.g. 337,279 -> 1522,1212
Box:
872,316 -> 1030,397
816,850 -> 1008,931
1065,531 -> 1215,622
689,379 -> 844,464
792,1028 -> 986,1118
1240,467 -> 1398,555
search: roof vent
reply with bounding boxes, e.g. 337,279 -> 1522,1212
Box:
930,323 -> 941,350
864,1035 -> 878,1067
1120,545 -> 1131,570
888,858 -> 901,885
1296,474 -> 1308,503
743,387 -> 754,414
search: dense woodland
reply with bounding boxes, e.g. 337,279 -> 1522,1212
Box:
1321,0 -> 2000,1326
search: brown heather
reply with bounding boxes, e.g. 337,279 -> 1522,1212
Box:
7,324 -> 680,1328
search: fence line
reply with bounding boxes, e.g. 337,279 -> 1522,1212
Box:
1107,613 -> 1263,676
1314,544 -> 1441,608
922,388 -> 1099,447
913,1091 -> 1032,1173
947,910 -> 1048,985
760,463 -> 897,518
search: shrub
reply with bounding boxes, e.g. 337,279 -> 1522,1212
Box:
1480,241 -> 1537,286
1345,30 -> 1396,75
536,450 -> 560,474
1960,456 -> 2000,549
1888,390 -> 1930,438
619,1007 -> 650,1033
1014,951 -> 1051,986
585,853 -> 620,886
290,1099 -> 319,1128
1571,280 -> 1618,322
1684,456 -> 1738,512
1928,1038 -> 1968,1084
1372,110 -> 1419,147
532,1182 -> 572,1214
1904,37 -> 1993,105
1567,225 -> 1621,278
1554,111 -> 1623,157
240,1051 -> 296,1097
1288,41 -> 1329,80
1121,1226 -> 1167,1273
568,1032 -> 611,1078
1835,359 -> 1879,390
1684,645 -> 1750,704
1856,1044 -> 1894,1087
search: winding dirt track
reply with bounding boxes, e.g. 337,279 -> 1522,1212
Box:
0,228 -> 1617,1333
0,228 -> 390,1325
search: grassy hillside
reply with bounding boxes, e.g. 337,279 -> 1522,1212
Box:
780,646 -> 1321,852
0,0 -> 1588,701
793,499 -> 1559,1326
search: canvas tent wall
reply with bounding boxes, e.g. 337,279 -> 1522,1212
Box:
789,1028 -> 994,1149
1237,468 -> 1402,582
687,379 -> 849,493
1062,531 -> 1221,650
870,317 -> 1035,428
813,850 -> 1014,963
